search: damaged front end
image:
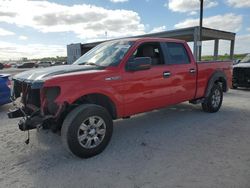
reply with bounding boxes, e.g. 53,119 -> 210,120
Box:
8,79 -> 65,132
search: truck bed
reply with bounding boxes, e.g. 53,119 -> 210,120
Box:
196,61 -> 232,99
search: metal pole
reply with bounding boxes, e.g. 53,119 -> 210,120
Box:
199,0 -> 203,61
230,40 -> 235,60
213,39 -> 219,60
193,27 -> 199,61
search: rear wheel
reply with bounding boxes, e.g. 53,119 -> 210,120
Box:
202,84 -> 223,113
61,104 -> 113,158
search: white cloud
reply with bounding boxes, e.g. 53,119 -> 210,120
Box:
110,0 -> 128,3
234,35 -> 250,54
174,13 -> 242,32
247,28 -> 250,32
18,35 -> 28,40
0,41 -> 66,60
176,13 -> 246,55
166,0 -> 218,13
227,0 -> 250,8
0,0 -> 145,40
189,11 -> 197,16
0,28 -> 15,36
150,25 -> 166,33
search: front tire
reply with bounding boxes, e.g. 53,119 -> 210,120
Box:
61,104 -> 113,158
202,84 -> 223,113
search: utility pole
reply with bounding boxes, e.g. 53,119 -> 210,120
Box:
199,0 -> 203,61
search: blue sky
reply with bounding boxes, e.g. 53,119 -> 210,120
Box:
0,0 -> 250,60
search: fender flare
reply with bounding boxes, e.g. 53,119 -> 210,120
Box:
205,71 -> 228,97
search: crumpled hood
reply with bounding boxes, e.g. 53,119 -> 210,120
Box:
233,62 -> 250,68
13,65 -> 100,82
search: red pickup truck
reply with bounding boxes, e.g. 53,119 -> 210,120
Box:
8,38 -> 232,158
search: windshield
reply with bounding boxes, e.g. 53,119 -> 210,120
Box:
74,40 -> 134,67
240,54 -> 250,63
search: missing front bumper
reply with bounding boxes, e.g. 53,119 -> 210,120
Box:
8,107 -> 51,131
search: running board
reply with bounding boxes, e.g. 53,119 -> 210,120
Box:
189,98 -> 205,104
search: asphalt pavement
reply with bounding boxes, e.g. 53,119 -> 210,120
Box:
0,88 -> 250,188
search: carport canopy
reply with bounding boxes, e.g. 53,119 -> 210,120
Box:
81,26 -> 236,61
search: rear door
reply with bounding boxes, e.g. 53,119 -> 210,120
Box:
161,42 -> 197,103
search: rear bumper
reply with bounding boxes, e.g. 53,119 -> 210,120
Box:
0,99 -> 11,106
0,90 -> 11,106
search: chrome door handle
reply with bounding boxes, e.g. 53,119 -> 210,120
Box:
189,69 -> 196,74
163,71 -> 171,78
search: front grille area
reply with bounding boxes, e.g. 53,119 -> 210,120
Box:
13,80 -> 41,108
233,67 -> 250,86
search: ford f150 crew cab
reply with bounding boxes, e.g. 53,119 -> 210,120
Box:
8,38 -> 232,158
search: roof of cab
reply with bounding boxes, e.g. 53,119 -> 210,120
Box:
107,37 -> 186,44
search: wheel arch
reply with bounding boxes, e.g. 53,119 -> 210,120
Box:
205,71 -> 228,97
72,93 -> 118,119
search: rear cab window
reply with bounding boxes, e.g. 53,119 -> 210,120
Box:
163,42 -> 190,65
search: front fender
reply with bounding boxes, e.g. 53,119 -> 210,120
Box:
42,68 -> 124,117
53,84 -> 123,117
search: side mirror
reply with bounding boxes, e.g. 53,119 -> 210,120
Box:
126,57 -> 152,71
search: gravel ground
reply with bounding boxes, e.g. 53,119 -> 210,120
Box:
0,89 -> 250,188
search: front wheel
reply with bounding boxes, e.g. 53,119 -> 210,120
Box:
202,84 -> 223,113
61,104 -> 113,158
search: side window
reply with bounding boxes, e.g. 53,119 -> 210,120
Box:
132,42 -> 164,66
165,42 -> 190,64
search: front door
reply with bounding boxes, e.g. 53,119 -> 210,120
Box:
122,42 -> 178,116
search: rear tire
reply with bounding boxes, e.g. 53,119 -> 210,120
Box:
61,104 -> 113,158
202,84 -> 223,113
